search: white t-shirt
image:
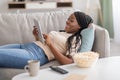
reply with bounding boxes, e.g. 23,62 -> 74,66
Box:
34,31 -> 81,61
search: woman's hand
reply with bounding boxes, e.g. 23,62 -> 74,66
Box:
32,26 -> 39,41
43,34 -> 52,46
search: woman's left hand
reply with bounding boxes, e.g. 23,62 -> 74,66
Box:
43,34 -> 52,46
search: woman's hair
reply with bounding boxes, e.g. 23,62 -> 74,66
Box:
66,11 -> 93,54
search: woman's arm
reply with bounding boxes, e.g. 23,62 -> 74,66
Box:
43,34 -> 73,65
48,43 -> 73,65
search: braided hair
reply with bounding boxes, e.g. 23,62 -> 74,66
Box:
66,11 -> 93,54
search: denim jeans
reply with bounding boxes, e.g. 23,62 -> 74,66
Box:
0,43 -> 49,69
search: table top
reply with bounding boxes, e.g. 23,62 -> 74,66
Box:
12,56 -> 120,80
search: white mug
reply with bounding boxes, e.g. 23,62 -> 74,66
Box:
24,60 -> 40,77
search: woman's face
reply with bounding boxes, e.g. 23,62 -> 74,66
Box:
65,14 -> 81,33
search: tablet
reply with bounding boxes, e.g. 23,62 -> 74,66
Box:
34,19 -> 45,43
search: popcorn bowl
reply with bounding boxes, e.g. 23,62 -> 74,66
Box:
73,52 -> 99,68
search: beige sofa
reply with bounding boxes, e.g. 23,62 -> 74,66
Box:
0,10 -> 110,80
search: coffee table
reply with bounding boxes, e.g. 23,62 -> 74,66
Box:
12,56 -> 120,80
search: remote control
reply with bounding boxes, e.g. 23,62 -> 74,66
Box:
49,66 -> 68,74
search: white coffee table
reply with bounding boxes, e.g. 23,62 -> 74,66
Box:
12,56 -> 120,80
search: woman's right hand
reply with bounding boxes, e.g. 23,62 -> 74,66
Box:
32,26 -> 39,41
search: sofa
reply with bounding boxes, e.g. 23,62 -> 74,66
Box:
0,10 -> 110,80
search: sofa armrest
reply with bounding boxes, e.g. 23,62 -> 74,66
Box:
92,24 -> 110,58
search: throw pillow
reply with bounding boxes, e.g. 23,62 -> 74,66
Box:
78,24 -> 95,52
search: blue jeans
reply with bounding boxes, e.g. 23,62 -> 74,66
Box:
0,43 -> 49,69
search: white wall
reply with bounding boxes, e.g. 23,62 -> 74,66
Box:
0,0 -> 100,24
73,0 -> 87,12
112,0 -> 120,44
0,0 -> 18,13
0,0 -> 100,12
0,0 -> 10,13
73,0 -> 101,24
73,0 -> 100,11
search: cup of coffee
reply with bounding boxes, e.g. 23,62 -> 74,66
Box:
24,60 -> 40,77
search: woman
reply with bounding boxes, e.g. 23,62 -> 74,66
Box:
0,11 -> 93,69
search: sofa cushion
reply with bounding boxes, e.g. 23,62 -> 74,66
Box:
78,24 -> 95,52
92,24 -> 110,58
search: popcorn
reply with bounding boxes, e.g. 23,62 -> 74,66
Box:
73,51 -> 99,68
